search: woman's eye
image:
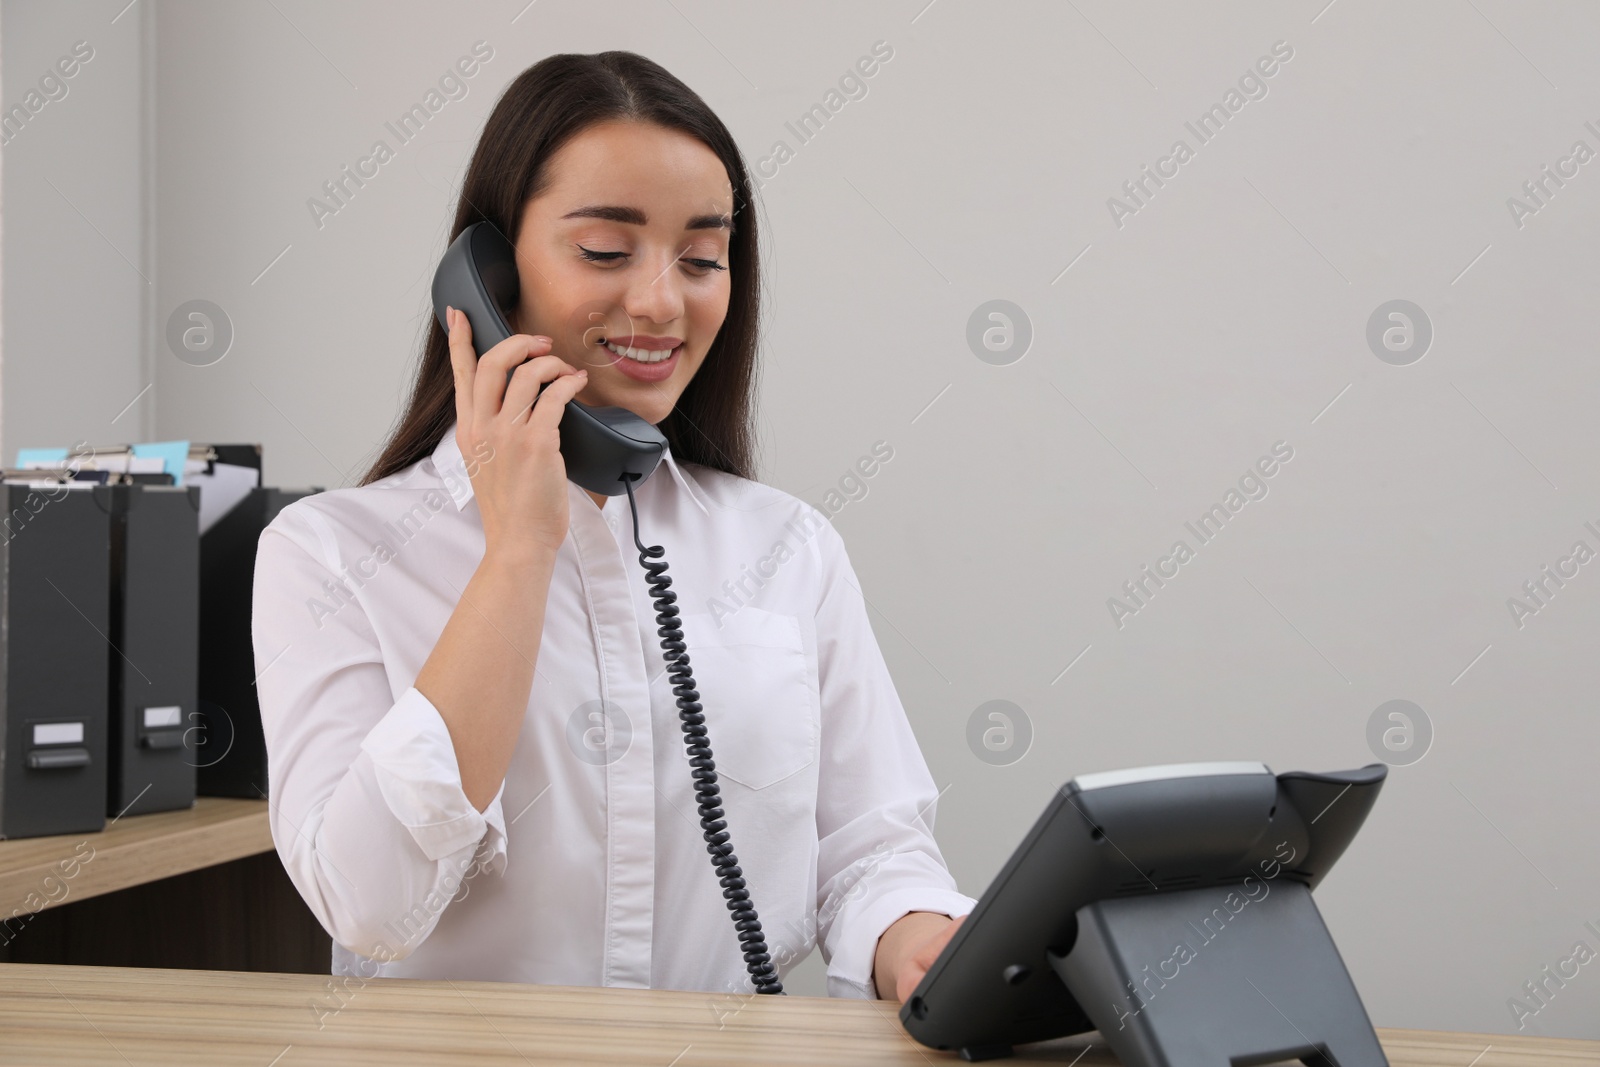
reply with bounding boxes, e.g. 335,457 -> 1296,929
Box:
577,246 -> 725,273
577,246 -> 626,264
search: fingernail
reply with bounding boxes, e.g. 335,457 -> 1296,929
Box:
445,306 -> 455,328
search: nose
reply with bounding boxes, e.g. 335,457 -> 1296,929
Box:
620,245 -> 687,326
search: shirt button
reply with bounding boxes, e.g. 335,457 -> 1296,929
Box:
606,515 -> 618,532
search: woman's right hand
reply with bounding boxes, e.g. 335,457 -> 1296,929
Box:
445,305 -> 588,562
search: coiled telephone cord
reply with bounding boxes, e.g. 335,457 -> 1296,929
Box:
621,473 -> 784,995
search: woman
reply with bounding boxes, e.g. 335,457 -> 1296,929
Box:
252,50 -> 972,1000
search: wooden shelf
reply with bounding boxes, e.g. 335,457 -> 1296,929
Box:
0,797 -> 273,916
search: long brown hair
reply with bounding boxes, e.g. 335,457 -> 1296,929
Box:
361,51 -> 760,487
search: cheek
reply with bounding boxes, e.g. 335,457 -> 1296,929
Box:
688,280 -> 731,347
533,269 -> 619,358
518,242 -> 591,319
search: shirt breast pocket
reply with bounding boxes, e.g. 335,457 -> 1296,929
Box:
677,607 -> 819,790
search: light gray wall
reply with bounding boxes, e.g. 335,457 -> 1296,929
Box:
2,0 -> 153,460
6,0 -> 1599,1038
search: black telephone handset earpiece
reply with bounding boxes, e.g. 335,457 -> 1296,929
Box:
431,221 -> 667,497
428,221 -> 784,994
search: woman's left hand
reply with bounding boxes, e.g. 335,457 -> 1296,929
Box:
876,912 -> 966,1002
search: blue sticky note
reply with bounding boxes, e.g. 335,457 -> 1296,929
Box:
132,440 -> 191,486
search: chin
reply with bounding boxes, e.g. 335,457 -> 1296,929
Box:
631,402 -> 674,425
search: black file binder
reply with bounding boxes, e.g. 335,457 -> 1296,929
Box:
0,483 -> 111,839
197,486 -> 321,798
106,483 -> 201,817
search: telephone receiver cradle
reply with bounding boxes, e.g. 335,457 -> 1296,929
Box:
431,221 -> 667,497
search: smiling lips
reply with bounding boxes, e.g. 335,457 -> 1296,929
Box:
601,335 -> 682,364
598,334 -> 683,383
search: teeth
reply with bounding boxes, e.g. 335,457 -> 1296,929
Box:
604,341 -> 676,364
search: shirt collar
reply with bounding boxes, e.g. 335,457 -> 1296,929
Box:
430,421 -> 710,516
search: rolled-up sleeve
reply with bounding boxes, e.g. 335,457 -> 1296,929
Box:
251,506 -> 507,962
807,518 -> 977,999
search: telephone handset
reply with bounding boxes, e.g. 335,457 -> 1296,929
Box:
431,221 -> 667,498
430,221 -> 784,994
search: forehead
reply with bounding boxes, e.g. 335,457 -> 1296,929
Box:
537,120 -> 732,216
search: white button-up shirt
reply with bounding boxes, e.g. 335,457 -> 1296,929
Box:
251,421 -> 975,997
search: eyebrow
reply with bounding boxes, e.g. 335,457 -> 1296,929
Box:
560,205 -> 733,232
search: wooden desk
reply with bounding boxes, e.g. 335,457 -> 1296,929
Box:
0,963 -> 1595,1066
0,797 -> 272,915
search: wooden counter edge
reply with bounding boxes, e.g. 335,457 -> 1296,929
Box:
3,963 -> 1595,1060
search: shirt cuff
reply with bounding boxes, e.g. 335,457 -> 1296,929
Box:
826,886 -> 978,1000
360,685 -> 508,870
